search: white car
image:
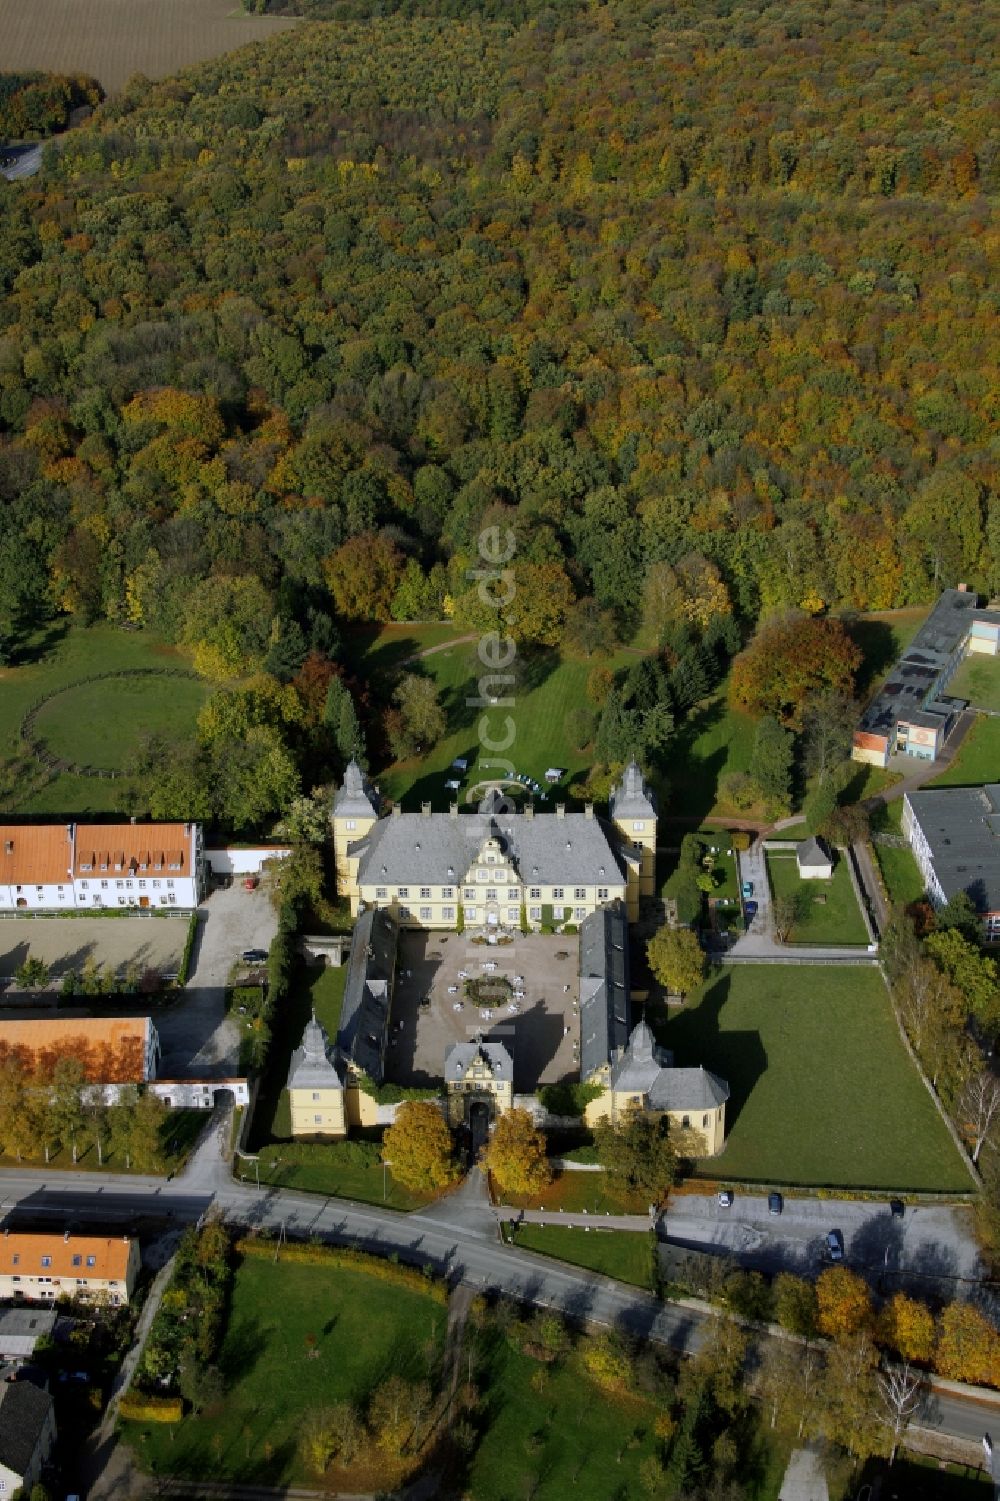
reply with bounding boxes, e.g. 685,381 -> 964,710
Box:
447,985 -> 459,994
452,1001 -> 464,1012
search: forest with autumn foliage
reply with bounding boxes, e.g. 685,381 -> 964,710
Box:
0,0 -> 996,680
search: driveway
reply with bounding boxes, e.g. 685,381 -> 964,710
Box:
728,843 -> 877,963
661,1191 -> 984,1299
154,885 -> 277,1079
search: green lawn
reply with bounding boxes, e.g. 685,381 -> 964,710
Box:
122,1257 -> 446,1487
931,715 -> 1000,787
870,803 -> 926,906
845,605 -> 931,700
0,622 -> 211,812
948,653 -> 1000,713
664,965 -> 974,1190
497,1168 -> 644,1215
32,673 -> 209,771
667,690 -> 761,822
249,962 -> 347,1148
765,850 -> 870,945
245,1138 -> 438,1212
512,1224 -> 654,1289
369,640 -> 639,806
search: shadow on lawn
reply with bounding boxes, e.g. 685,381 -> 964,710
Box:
658,970 -> 766,1136
663,698 -> 732,826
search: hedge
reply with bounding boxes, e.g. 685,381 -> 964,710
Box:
235,1237 -> 448,1304
119,1392 -> 183,1423
175,911 -> 199,986
356,1073 -> 442,1104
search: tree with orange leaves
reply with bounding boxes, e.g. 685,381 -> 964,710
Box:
729,613 -> 862,729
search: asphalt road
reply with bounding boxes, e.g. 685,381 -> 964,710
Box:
1,1165 -> 998,1450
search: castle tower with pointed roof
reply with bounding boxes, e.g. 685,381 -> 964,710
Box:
287,1012 -> 347,1138
332,760 -> 380,903
609,759 -> 657,921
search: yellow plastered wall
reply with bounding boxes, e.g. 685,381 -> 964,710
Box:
333,812 -> 377,902
666,1104 -> 726,1157
289,1086 -> 347,1139
345,1084 -> 381,1128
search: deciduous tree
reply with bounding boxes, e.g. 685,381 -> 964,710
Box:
815,1266 -> 873,1339
483,1107 -> 551,1196
729,614 -> 861,729
646,926 -> 706,998
383,1101 -> 457,1191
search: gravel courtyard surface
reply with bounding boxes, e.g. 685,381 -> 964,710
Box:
0,914 -> 187,981
388,931 -> 581,1092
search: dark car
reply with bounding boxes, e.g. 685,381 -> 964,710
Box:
241,948 -> 268,964
889,1199 -> 905,1220
825,1229 -> 844,1262
768,1192 -> 783,1216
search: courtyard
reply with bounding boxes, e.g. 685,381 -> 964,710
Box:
0,912 -> 188,983
386,931 -> 581,1094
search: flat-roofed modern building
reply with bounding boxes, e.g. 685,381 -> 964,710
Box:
902,785 -> 1000,941
0,1232 -> 140,1305
853,588 -> 1000,769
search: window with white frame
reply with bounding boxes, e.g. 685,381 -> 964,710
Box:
530,907 -> 541,920
442,887 -> 453,898
552,887 -> 564,899
529,887 -> 540,899
442,906 -> 455,921
574,886 -> 585,899
376,887 -> 387,899
633,821 -> 645,832
420,887 -> 431,899
419,906 -> 432,920
398,887 -> 409,898
399,905 -> 411,919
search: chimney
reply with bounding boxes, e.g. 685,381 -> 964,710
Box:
449,803 -> 459,819
421,802 -> 431,817
556,803 -> 566,819
585,803 -> 594,819
130,815 -> 137,825
391,804 -> 401,818
63,1230 -> 70,1242
524,803 -> 534,819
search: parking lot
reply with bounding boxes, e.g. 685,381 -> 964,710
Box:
387,931 -> 581,1093
0,914 -> 188,983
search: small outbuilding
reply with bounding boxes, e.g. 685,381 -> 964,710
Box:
796,836 -> 833,880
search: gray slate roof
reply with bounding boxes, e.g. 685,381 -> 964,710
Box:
906,784 -> 1000,914
445,1038 -> 513,1082
0,1378 -> 53,1480
609,759 -> 657,821
337,907 -> 399,1083
611,1020 -> 729,1113
333,759 -> 379,820
579,900 -> 631,1080
646,1066 -> 730,1113
797,836 -> 831,869
287,1013 -> 343,1093
354,809 -> 625,889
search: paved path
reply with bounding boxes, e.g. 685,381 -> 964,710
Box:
506,1208 -> 653,1230
852,836 -> 890,937
778,1444 -> 829,1501
727,842 -> 875,962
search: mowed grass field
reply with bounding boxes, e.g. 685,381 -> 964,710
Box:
33,673 -> 209,771
358,627 -> 641,806
0,0 -> 298,96
949,653 -> 1000,714
512,1224 -> 654,1288
766,849 -> 869,945
664,966 -> 974,1191
0,623 -> 211,813
931,714 -> 1000,788
122,1257 -> 446,1487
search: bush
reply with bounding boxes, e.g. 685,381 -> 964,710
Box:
538,1081 -> 603,1118
118,1392 -> 183,1423
234,1236 -> 448,1303
176,911 -> 199,986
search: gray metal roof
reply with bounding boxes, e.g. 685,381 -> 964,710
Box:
858,589 -> 1000,740
0,1309 -> 56,1343
609,759 -> 657,821
579,900 -> 631,1080
445,1038 -> 513,1082
797,836 -> 831,869
337,907 -> 399,1083
355,809 -> 625,889
0,1378 -> 52,1479
333,760 -> 379,819
287,1012 -> 343,1093
906,785 -> 1000,914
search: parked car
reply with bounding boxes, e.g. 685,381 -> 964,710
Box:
243,875 -> 259,891
741,881 -> 754,899
889,1199 -> 905,1220
718,1190 -> 734,1208
241,948 -> 268,964
768,1192 -> 783,1216
825,1229 -> 844,1262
